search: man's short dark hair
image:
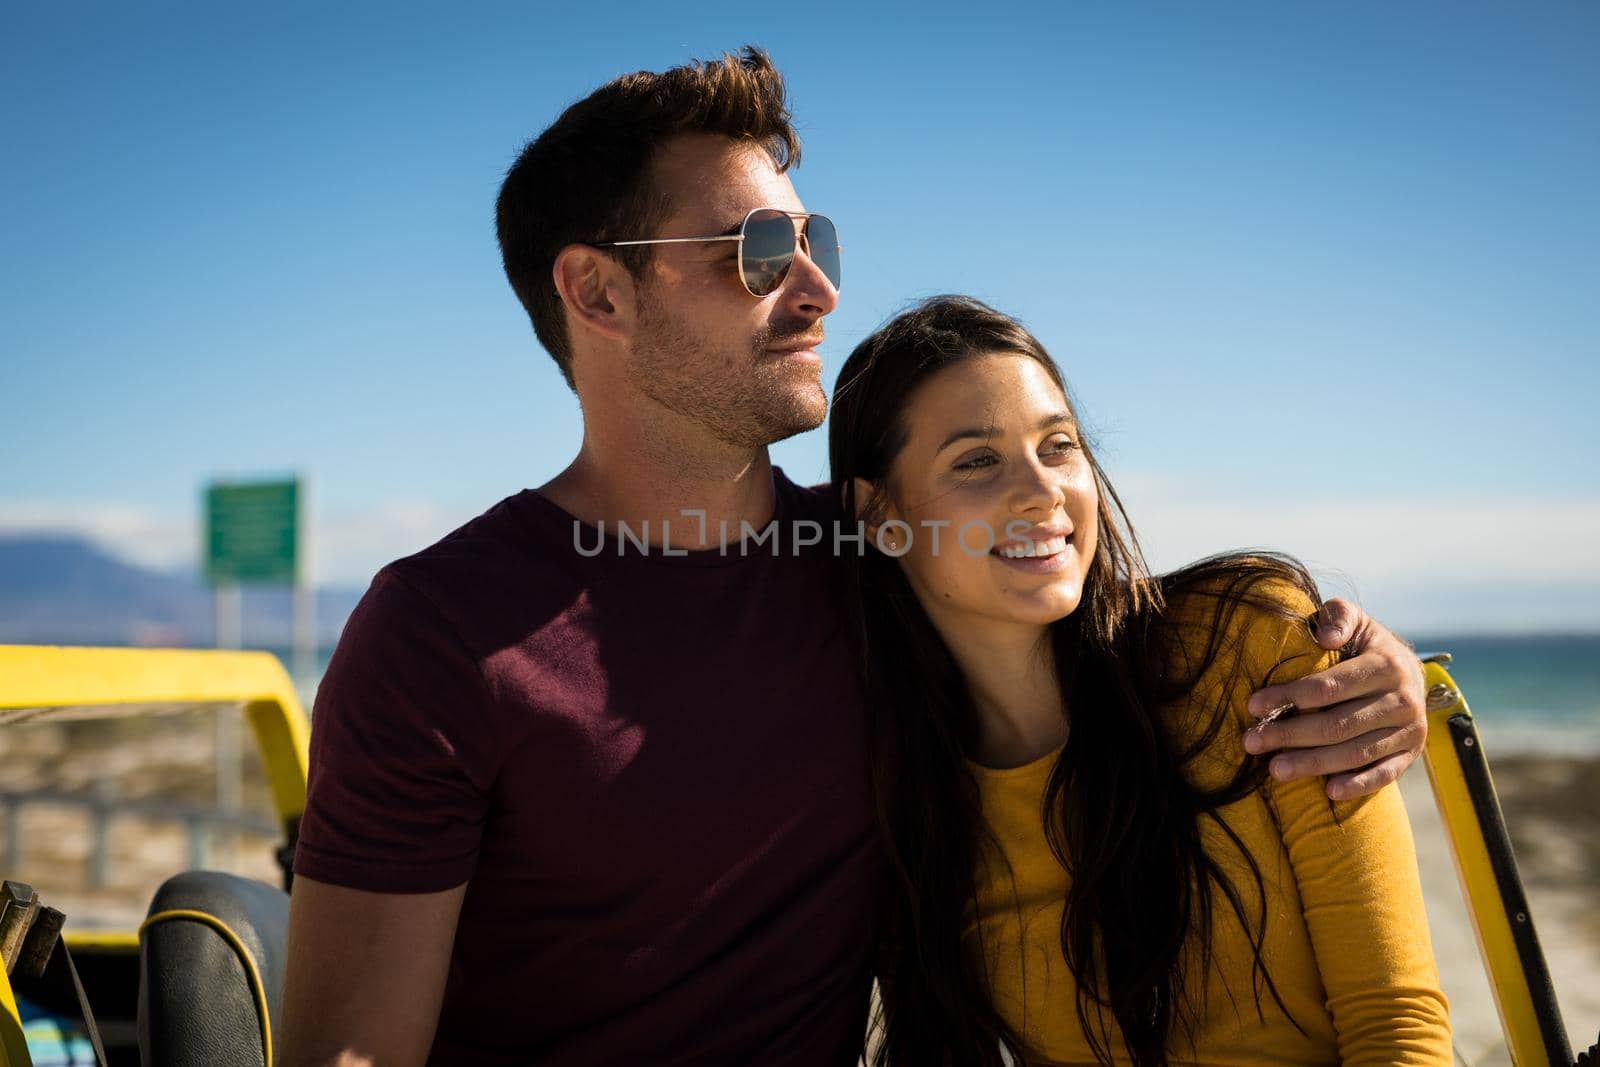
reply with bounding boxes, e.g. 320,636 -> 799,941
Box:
496,46 -> 801,389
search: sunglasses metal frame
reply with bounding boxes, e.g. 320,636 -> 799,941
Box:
593,207 -> 840,297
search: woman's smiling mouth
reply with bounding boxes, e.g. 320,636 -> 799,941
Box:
991,533 -> 1074,573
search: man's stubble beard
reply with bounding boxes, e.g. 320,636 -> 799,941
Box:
628,288 -> 828,451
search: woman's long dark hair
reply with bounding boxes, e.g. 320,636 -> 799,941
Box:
830,296 -> 1324,1066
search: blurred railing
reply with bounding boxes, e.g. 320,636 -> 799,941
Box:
1,786 -> 276,889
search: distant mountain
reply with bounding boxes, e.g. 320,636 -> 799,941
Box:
0,536 -> 362,647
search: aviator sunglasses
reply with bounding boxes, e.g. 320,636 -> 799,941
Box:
596,207 -> 841,298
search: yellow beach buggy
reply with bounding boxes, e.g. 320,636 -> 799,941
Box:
0,647 -> 306,1066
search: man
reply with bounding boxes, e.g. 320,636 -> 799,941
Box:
281,48 -> 1426,1066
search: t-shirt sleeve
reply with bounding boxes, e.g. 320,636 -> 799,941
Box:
1241,583 -> 1453,1065
293,569 -> 500,893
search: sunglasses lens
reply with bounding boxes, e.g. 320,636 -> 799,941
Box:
740,208 -> 796,296
804,214 -> 841,293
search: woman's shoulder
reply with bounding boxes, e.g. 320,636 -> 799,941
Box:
1164,561 -> 1320,647
1160,561 -> 1331,725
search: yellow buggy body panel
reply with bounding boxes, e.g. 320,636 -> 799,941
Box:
1418,657 -> 1574,1065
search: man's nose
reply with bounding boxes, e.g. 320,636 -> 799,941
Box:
777,246 -> 838,317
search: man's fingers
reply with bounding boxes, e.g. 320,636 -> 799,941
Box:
1247,624 -> 1422,718
1241,603 -> 1429,797
1247,654 -> 1384,717
1311,597 -> 1362,651
1242,682 -> 1425,767
1326,750 -> 1417,801
1245,692 -> 1403,753
1262,724 -> 1417,782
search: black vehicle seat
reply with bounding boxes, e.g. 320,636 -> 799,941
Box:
137,870 -> 289,1067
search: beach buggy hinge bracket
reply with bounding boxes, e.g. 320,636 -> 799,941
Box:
0,881 -> 109,1067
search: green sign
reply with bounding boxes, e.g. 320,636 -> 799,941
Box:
205,479 -> 300,584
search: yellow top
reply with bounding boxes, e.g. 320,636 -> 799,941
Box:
966,582 -> 1452,1066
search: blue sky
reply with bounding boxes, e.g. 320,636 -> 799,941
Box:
3,2 -> 1596,631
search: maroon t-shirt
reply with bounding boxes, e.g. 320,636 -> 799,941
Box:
295,470 -> 878,1065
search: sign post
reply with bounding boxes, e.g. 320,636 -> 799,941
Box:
204,476 -> 310,866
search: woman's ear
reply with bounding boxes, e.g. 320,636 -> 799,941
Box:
552,244 -> 633,343
850,477 -> 879,531
852,477 -> 905,553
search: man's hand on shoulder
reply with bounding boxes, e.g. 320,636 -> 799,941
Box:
1242,598 -> 1426,802
280,876 -> 467,1067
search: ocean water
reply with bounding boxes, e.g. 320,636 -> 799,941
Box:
1410,634 -> 1600,756
275,634 -> 1600,756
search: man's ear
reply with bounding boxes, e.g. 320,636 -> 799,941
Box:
552,244 -> 633,343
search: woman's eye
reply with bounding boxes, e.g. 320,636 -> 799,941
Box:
1045,436 -> 1080,457
953,453 -> 997,471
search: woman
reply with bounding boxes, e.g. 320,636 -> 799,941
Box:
828,296 -> 1450,1066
